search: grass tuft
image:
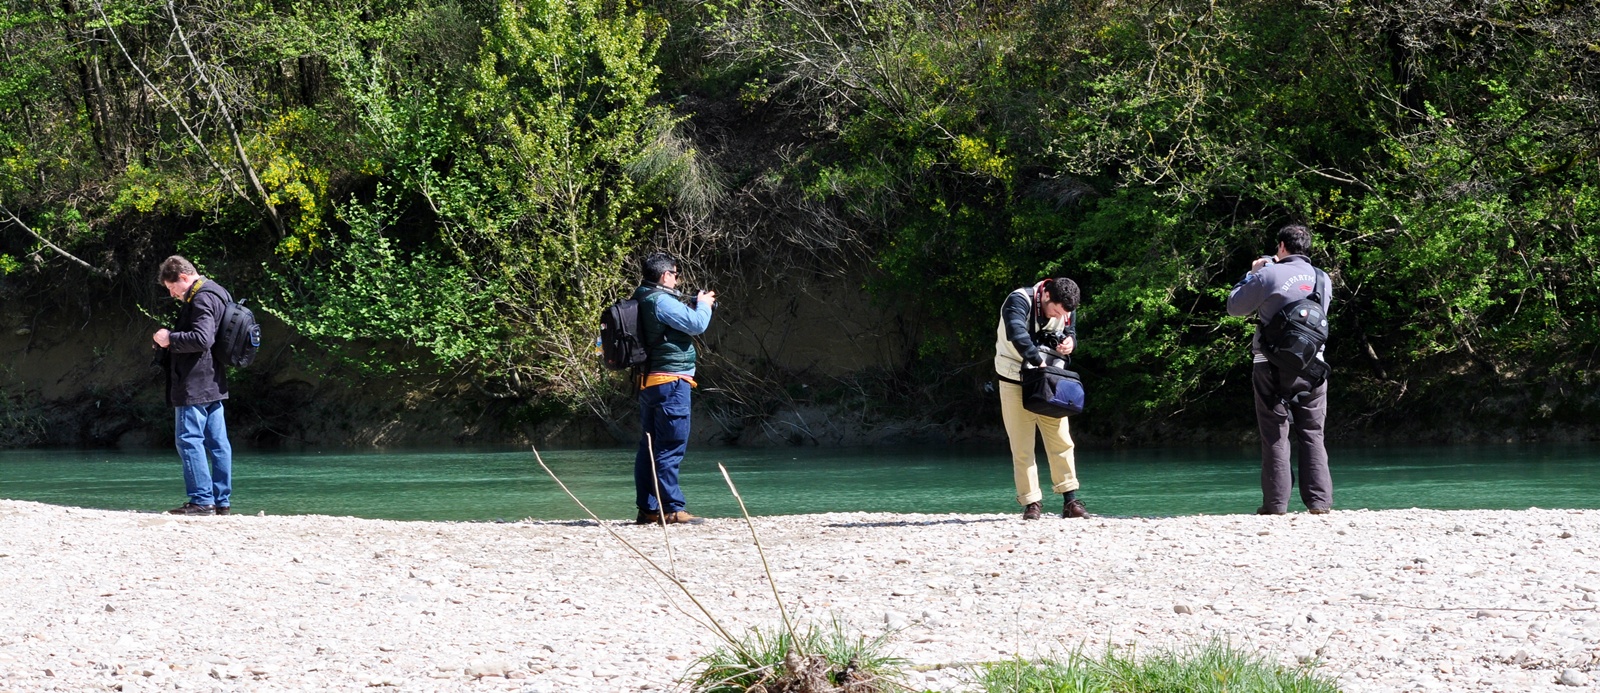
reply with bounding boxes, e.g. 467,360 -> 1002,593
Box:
973,638 -> 1341,693
689,619 -> 906,693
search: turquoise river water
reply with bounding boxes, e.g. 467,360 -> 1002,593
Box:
1,443 -> 1596,521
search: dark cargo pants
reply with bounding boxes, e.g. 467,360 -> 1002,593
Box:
1252,362 -> 1332,512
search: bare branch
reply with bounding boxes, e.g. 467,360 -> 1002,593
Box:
0,203 -> 112,279
165,0 -> 284,238
88,0 -> 284,238
88,0 -> 251,204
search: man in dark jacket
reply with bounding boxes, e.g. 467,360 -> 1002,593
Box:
632,252 -> 715,526
152,255 -> 234,516
1226,225 -> 1333,515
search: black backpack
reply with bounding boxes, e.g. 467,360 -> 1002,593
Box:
216,298 -> 262,368
599,294 -> 649,370
1258,269 -> 1330,387
195,282 -> 262,368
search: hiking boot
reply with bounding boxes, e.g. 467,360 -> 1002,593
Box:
1307,506 -> 1331,515
1256,506 -> 1286,515
215,506 -> 231,516
661,511 -> 706,525
1022,502 -> 1042,520
635,510 -> 660,525
167,503 -> 215,516
1062,498 -> 1090,519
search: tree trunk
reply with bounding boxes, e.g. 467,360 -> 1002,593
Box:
61,0 -> 112,166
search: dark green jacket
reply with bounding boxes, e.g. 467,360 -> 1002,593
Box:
634,284 -> 712,374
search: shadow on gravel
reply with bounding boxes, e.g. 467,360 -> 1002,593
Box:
822,517 -> 1007,528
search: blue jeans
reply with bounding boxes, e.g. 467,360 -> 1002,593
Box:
175,401 -> 232,507
635,379 -> 691,513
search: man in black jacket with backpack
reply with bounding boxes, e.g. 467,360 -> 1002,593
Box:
152,255 -> 235,516
1227,225 -> 1333,516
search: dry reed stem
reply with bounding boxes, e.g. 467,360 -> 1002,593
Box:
645,432 -> 679,579
531,445 -> 744,654
718,462 -> 803,656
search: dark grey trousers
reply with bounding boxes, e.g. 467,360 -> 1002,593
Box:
1251,362 -> 1332,512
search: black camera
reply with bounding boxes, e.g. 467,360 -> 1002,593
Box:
1030,330 -> 1070,368
1033,330 -> 1067,350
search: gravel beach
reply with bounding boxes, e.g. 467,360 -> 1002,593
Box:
1,499 -> 1597,692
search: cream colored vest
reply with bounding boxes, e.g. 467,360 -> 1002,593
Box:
994,285 -> 1068,381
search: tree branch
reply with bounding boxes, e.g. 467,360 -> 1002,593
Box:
165,0 -> 284,238
88,0 -> 284,238
0,203 -> 112,279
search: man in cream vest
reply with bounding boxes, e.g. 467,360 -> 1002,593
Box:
994,278 -> 1087,520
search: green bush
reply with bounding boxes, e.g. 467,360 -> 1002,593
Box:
690,620 -> 905,693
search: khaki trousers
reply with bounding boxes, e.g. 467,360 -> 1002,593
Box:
998,380 -> 1079,505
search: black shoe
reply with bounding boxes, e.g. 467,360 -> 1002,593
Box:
635,510 -> 660,525
1063,498 -> 1090,519
1256,506 -> 1286,515
1022,502 -> 1041,520
167,503 -> 215,516
215,506 -> 231,516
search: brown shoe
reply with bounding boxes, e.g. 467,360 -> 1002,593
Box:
1308,507 -> 1331,515
635,510 -> 660,525
661,511 -> 706,525
215,506 -> 231,516
167,503 -> 215,516
1062,498 -> 1090,519
1022,502 -> 1041,520
1256,506 -> 1286,515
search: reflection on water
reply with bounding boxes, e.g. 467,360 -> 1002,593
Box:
1,443 -> 1597,521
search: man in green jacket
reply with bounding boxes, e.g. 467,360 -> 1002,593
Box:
633,252 -> 715,525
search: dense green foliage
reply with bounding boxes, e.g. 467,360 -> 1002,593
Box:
699,0 -> 1600,429
2,0 -> 1597,435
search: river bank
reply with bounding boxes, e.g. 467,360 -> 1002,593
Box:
0,500 -> 1595,692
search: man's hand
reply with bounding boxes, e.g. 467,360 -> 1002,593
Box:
697,290 -> 716,307
1056,335 -> 1075,356
1251,256 -> 1275,272
152,329 -> 171,348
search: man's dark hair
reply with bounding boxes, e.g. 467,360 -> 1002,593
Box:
641,252 -> 677,283
1278,224 -> 1313,256
1041,278 -> 1080,311
157,255 -> 197,284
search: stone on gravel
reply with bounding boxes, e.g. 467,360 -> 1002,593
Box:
467,657 -> 513,677
884,611 -> 909,629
